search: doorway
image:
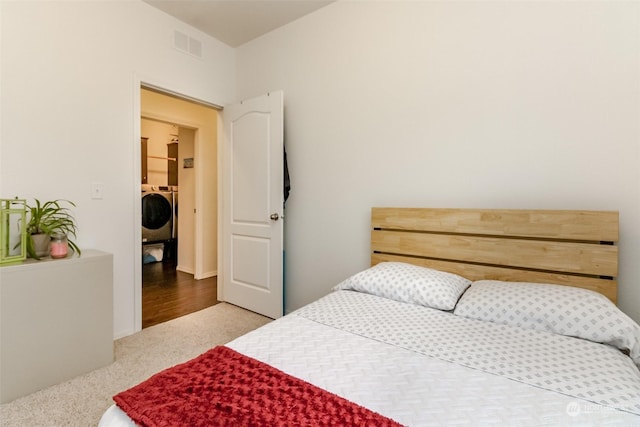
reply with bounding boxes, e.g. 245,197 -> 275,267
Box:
139,86 -> 220,328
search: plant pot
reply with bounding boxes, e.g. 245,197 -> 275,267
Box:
30,233 -> 51,258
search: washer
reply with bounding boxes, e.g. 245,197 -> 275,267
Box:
141,185 -> 173,243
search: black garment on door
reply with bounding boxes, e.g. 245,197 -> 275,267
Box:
284,147 -> 291,205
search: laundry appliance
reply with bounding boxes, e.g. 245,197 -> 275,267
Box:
141,185 -> 173,243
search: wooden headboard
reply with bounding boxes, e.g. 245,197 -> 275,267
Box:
371,208 -> 619,303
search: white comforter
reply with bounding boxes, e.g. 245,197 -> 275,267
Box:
100,290 -> 640,426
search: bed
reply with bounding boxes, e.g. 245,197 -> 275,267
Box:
100,207 -> 640,426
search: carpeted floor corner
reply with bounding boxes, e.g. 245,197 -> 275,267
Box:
0,303 -> 271,426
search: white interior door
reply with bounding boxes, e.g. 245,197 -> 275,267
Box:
221,91 -> 283,319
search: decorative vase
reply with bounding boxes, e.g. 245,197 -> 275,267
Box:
49,233 -> 69,258
30,233 -> 51,258
49,233 -> 69,259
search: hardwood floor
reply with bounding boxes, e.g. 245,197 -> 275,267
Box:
142,257 -> 219,329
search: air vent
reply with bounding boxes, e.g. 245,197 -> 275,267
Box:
174,30 -> 203,59
188,38 -> 202,57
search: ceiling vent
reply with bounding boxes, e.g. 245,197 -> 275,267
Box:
174,30 -> 203,59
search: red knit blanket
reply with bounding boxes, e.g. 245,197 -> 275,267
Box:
114,346 -> 403,427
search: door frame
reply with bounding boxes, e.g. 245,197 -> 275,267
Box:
133,77 -> 222,332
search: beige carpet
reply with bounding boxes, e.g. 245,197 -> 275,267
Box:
0,303 -> 271,426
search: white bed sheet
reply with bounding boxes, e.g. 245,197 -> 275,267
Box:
100,291 -> 640,426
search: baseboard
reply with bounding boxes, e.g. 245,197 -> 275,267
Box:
176,265 -> 194,275
176,266 -> 217,279
196,270 -> 217,280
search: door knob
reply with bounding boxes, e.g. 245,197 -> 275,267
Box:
270,213 -> 279,221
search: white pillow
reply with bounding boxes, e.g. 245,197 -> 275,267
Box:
454,280 -> 640,367
333,262 -> 471,311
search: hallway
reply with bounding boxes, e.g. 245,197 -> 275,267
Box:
142,258 -> 218,328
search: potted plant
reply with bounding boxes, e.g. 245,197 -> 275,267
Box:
24,199 -> 81,259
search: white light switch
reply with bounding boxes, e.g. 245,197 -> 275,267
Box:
91,182 -> 104,199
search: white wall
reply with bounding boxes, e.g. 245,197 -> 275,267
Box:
177,127 -> 196,274
236,1 -> 640,322
0,1 -> 235,338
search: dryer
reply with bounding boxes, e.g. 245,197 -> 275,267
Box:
141,185 -> 173,243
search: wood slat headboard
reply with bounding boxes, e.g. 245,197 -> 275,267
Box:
371,208 -> 619,303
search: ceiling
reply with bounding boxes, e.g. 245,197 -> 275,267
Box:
143,0 -> 334,47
